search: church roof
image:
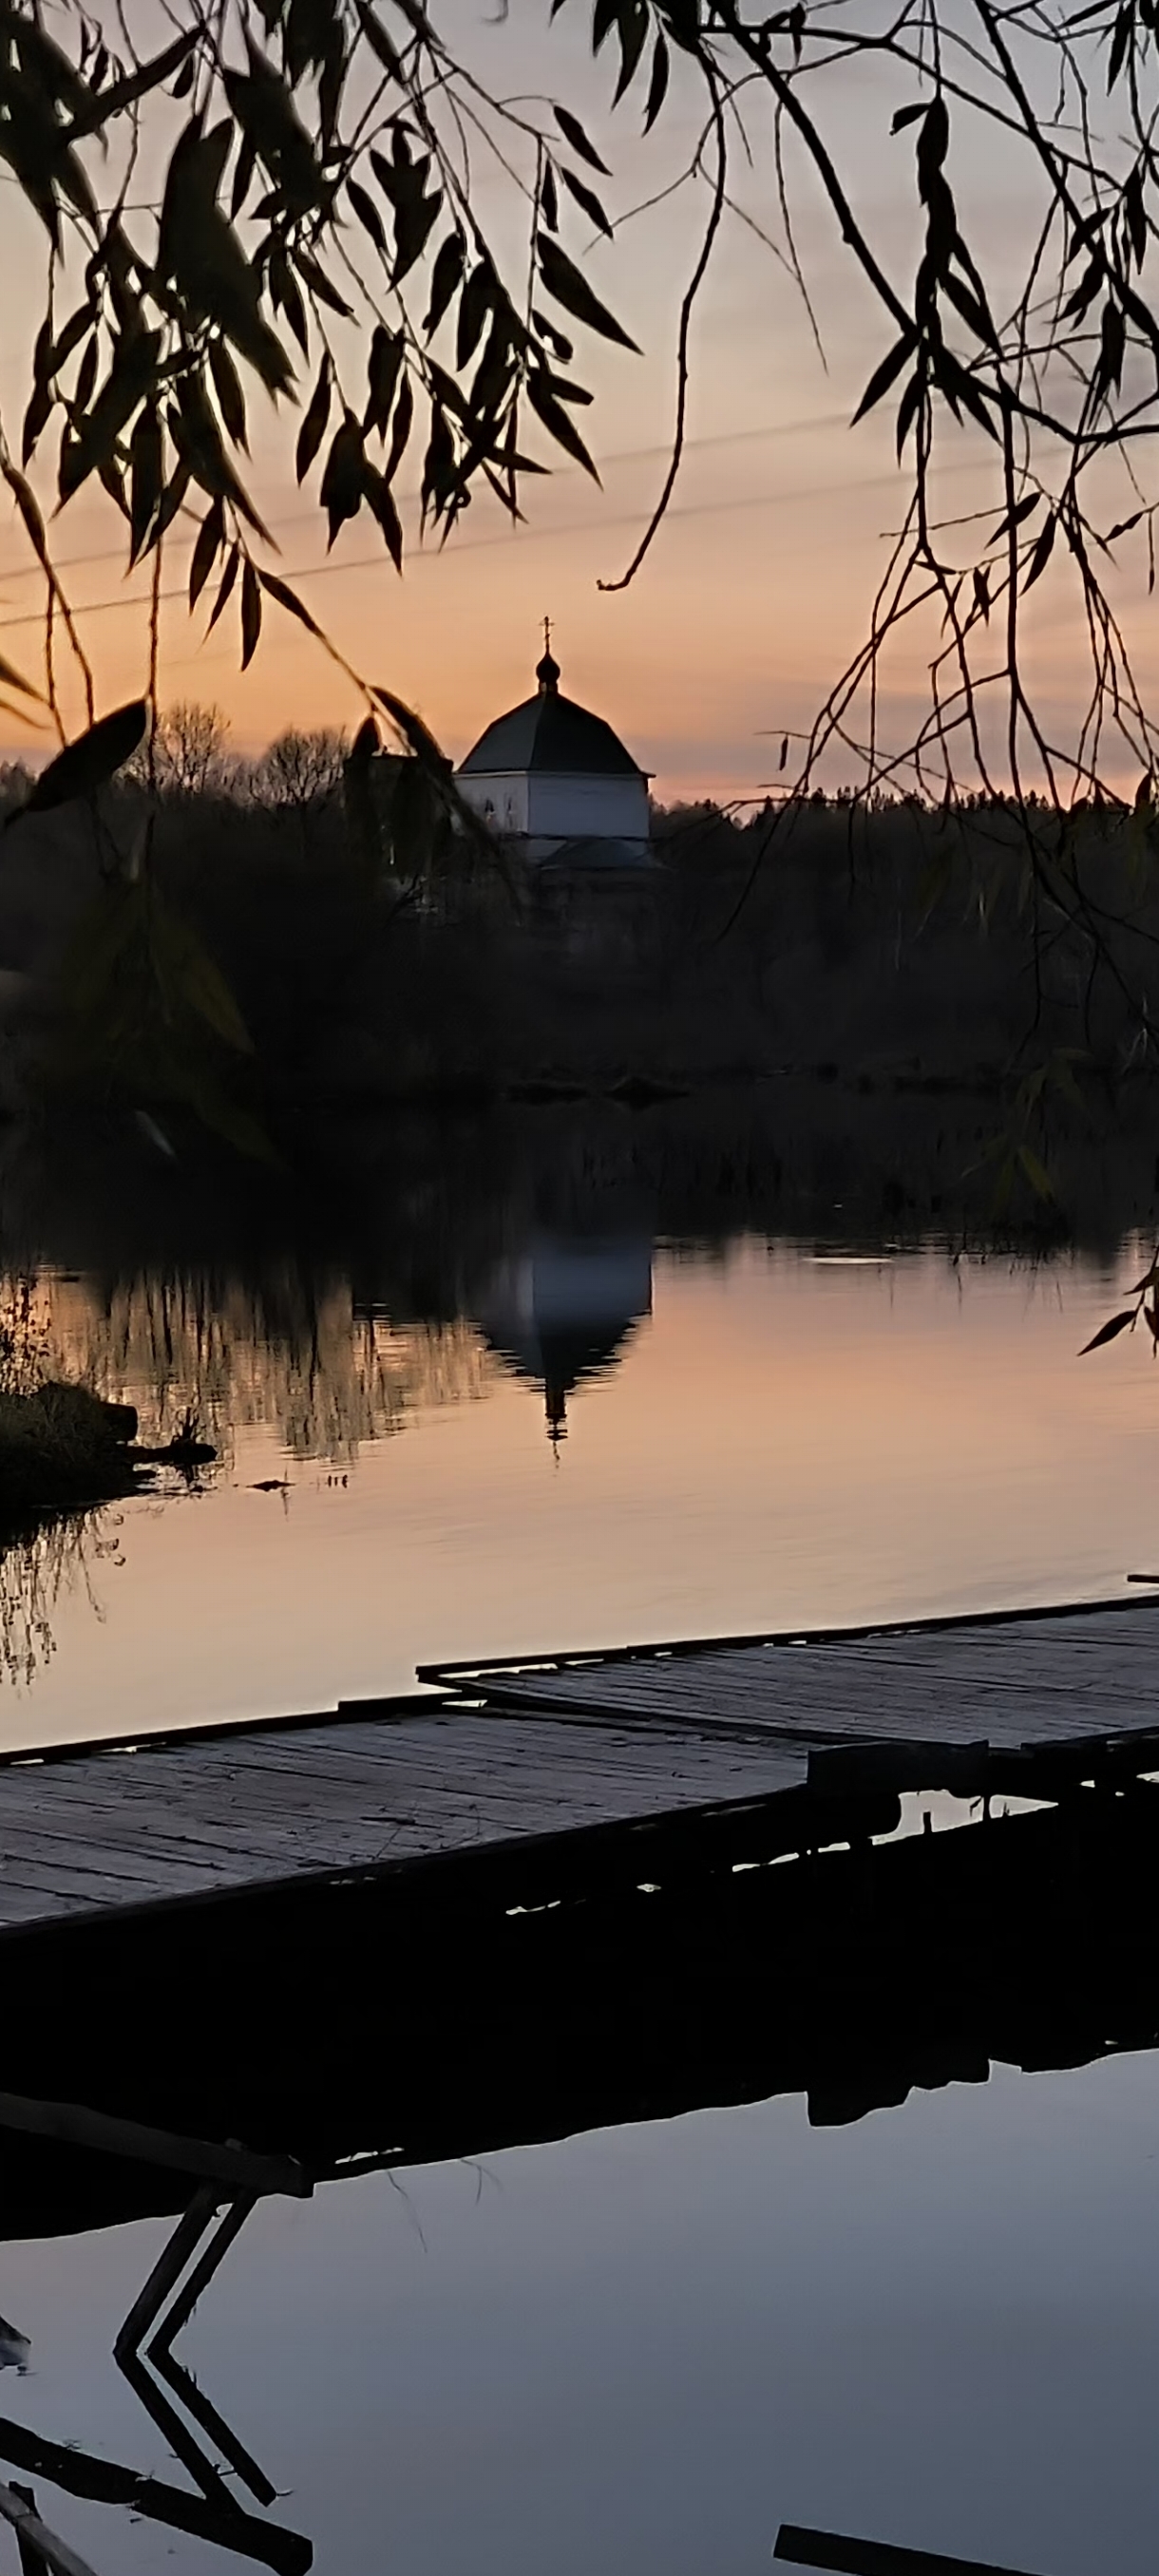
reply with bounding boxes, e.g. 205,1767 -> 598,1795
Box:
459,647 -> 645,781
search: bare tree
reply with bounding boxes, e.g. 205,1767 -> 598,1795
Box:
147,705 -> 232,801
251,729 -> 349,811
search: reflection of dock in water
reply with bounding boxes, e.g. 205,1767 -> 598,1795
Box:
476,1229 -> 653,1439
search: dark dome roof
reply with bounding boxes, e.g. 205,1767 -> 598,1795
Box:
459,670 -> 644,781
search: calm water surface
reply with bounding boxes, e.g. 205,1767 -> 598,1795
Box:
6,2057 -> 1159,2575
5,1228 -> 1159,1740
4,1121 -> 1159,2576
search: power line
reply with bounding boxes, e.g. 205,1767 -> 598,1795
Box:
0,449 -> 976,641
0,407 -> 855,595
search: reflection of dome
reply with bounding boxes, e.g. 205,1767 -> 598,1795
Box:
477,1233 -> 653,1442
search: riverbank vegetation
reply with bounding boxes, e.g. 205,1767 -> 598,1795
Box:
0,1382 -> 142,1511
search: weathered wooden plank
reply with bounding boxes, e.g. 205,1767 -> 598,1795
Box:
765,1646 -> 1154,1699
0,1886 -> 133,1927
0,1823 -> 235,1883
0,1810 -> 332,1873
636,1641 -> 1145,1701
420,1589 -> 1159,1684
844,1619 -> 1159,1659
466,1669 -> 906,1738
0,1692 -> 451,1779
813,1640 -> 1159,1695
0,1761 -> 406,1826
4,1757 -> 776,1836
0,2480 -> 99,2576
0,1730 -> 812,1935
0,1797 -> 527,1877
0,2092 -> 307,2196
472,1653 -> 1159,1750
0,1725 -> 796,1821
0,1883 -> 78,1926
457,1606 -> 1159,1700
0,1856 -> 221,1907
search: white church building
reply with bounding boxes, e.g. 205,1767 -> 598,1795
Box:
456,636 -> 653,875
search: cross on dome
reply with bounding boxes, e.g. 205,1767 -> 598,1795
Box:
536,614 -> 560,695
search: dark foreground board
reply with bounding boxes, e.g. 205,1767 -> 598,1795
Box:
1,1595 -> 1158,1936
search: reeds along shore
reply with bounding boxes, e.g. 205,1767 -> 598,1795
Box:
0,776 -> 1155,1111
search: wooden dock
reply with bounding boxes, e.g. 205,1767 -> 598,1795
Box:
0,1593 -> 1156,2249
0,1600 -> 1154,2576
0,1594 -> 1157,1937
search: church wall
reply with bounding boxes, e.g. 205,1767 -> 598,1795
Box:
457,772 -> 529,834
526,773 -> 650,841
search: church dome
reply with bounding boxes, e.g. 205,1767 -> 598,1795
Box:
459,647 -> 645,781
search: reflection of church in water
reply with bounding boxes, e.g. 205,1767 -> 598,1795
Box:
477,1231 -> 654,1442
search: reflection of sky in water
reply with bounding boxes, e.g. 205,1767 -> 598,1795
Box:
2,2055 -> 1158,2574
0,1237 -> 1157,1743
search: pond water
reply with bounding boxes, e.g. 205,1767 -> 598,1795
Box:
0,1093 -> 1158,2576
3,2049 -> 1159,2576
3,1246 -> 1159,1742
0,1102 -> 1158,1742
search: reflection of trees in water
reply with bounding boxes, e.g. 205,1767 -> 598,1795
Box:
41,1271 -> 490,1464
0,1278 -> 125,1692
0,1266 -> 491,1690
0,1279 -> 50,1402
0,1507 -> 120,1690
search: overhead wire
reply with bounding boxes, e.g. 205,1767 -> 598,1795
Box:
0,407 -> 856,596
0,446 -> 987,641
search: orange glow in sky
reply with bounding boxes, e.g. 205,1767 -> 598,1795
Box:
0,9 -> 1153,800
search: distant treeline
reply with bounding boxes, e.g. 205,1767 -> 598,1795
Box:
1,704 -> 350,813
0,708 -> 1155,1126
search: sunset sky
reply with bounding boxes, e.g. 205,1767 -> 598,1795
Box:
0,4 -> 1152,801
